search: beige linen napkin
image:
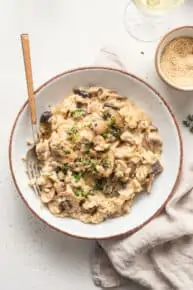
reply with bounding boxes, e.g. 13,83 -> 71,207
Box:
92,48 -> 193,290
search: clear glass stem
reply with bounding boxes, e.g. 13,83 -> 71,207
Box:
124,1 -> 169,42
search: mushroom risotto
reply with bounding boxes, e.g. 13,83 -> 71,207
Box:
34,86 -> 163,224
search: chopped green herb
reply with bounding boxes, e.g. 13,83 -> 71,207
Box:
64,150 -> 71,154
91,160 -> 98,170
74,188 -> 89,197
84,147 -> 90,154
84,142 -> 94,153
74,188 -> 84,196
72,172 -> 82,182
72,133 -> 79,142
72,109 -> 85,119
101,132 -> 108,139
62,163 -> 69,170
82,191 -> 89,197
107,116 -> 122,137
67,126 -> 79,142
109,116 -> 116,125
102,110 -> 111,120
76,157 -> 82,162
82,158 -> 91,166
83,158 -> 97,170
67,126 -> 78,135
75,156 -> 97,172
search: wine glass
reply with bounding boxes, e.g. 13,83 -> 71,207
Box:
124,0 -> 185,42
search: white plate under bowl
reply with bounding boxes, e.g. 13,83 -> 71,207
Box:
9,67 -> 182,240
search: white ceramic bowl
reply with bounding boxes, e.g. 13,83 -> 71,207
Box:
155,26 -> 193,91
9,67 -> 182,239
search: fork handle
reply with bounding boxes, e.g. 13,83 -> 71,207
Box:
21,34 -> 37,125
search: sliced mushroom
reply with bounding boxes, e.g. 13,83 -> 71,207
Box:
148,132 -> 162,145
146,175 -> 154,193
108,92 -> 127,100
39,123 -> 52,139
57,192 -> 81,214
149,125 -> 158,132
40,111 -> 52,123
48,200 -> 63,215
59,199 -> 73,212
37,175 -> 50,187
143,132 -> 162,153
54,181 -> 65,194
88,86 -> 103,98
96,178 -> 121,197
74,95 -> 89,106
73,88 -> 90,98
81,200 -> 98,214
40,188 -> 55,203
127,162 -> 136,177
151,161 -> 163,176
108,109 -> 124,127
104,99 -> 124,109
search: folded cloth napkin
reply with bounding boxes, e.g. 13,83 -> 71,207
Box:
91,48 -> 193,290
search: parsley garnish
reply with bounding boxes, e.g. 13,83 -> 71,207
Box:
72,109 -> 85,119
74,188 -> 84,196
67,126 -> 79,142
101,132 -> 108,139
62,163 -> 69,171
72,172 -> 82,182
102,110 -> 111,120
64,150 -> 71,154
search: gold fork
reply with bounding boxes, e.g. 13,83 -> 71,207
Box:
21,33 -> 40,196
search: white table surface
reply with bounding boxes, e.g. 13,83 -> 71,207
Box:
1,1 -> 193,289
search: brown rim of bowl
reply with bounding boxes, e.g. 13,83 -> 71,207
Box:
155,26 -> 193,92
9,66 -> 183,240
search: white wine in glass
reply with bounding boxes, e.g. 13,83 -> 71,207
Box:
124,0 -> 185,42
